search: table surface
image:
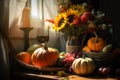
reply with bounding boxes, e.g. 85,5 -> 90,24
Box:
12,72 -> 120,80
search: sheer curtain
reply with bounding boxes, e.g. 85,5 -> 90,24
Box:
30,0 -> 66,51
9,0 -> 27,38
9,0 -> 66,52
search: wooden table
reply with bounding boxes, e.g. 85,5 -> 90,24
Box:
11,72 -> 120,80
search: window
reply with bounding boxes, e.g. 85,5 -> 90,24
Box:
9,0 -> 58,38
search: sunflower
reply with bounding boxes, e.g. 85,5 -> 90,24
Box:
66,9 -> 79,26
70,4 -> 82,11
70,4 -> 86,15
52,3 -> 93,36
53,13 -> 67,31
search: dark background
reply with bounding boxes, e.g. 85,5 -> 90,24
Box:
99,0 -> 120,48
71,0 -> 120,48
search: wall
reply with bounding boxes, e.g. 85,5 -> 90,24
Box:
10,38 -> 39,53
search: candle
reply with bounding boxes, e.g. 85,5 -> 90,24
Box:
22,6 -> 30,27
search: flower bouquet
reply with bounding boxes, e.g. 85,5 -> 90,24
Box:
52,3 -> 112,52
45,3 -> 118,75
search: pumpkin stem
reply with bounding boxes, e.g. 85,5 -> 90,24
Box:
43,42 -> 48,50
93,31 -> 98,43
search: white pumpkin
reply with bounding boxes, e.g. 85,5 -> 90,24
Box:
102,44 -> 112,53
72,56 -> 95,75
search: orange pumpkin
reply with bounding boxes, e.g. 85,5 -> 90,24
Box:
87,32 -> 105,52
31,46 -> 59,67
16,52 -> 31,64
82,46 -> 91,53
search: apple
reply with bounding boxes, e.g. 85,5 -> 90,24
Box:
73,16 -> 80,25
81,11 -> 95,23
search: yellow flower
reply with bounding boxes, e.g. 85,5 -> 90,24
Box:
53,13 -> 67,31
66,9 -> 79,26
52,3 -> 94,36
70,4 -> 86,15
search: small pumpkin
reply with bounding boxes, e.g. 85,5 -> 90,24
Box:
16,52 -> 31,64
72,55 -> 95,75
82,46 -> 91,53
87,32 -> 105,51
31,43 -> 59,67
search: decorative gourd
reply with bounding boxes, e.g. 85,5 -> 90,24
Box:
31,43 -> 59,67
102,44 -> 112,53
27,44 -> 41,54
82,46 -> 91,53
87,32 -> 105,51
59,52 -> 66,58
16,52 -> 31,64
72,55 -> 95,75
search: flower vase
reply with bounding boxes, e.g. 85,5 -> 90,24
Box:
66,36 -> 80,53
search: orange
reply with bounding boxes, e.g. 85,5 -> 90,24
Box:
82,46 -> 91,53
16,52 -> 31,64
